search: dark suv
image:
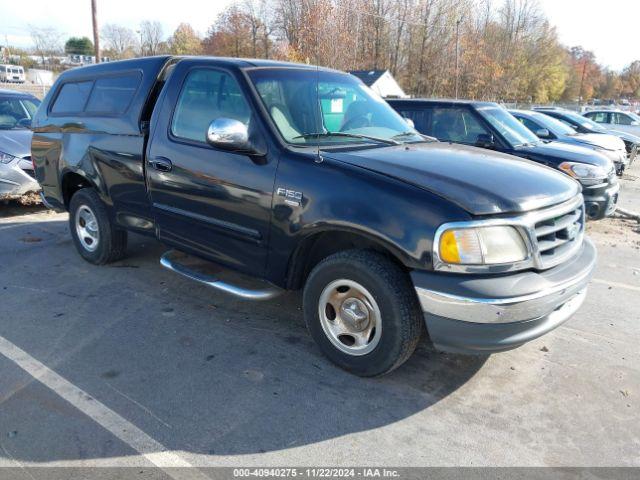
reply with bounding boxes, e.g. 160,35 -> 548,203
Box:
389,99 -> 619,220
32,58 -> 596,376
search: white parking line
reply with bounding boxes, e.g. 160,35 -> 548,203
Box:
0,335 -> 209,480
592,278 -> 640,293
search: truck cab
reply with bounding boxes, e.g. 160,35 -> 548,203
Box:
32,57 -> 597,376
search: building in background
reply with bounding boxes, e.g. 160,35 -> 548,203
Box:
349,69 -> 408,98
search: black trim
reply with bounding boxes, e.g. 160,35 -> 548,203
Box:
153,203 -> 262,241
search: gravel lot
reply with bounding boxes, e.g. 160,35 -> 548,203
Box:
0,164 -> 638,475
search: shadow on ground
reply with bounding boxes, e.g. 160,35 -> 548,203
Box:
0,214 -> 488,461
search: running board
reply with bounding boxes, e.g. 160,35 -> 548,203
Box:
160,250 -> 283,301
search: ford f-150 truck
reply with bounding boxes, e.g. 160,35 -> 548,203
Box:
32,56 -> 597,376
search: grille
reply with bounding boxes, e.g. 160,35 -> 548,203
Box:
533,200 -> 584,269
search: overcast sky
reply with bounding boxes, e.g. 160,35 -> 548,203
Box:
1,0 -> 639,71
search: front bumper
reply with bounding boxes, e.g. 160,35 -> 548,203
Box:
0,160 -> 40,200
411,237 -> 597,354
582,181 -> 619,220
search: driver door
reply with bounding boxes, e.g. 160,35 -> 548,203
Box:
146,60 -> 278,276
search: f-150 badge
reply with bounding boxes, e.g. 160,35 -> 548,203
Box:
277,188 -> 303,207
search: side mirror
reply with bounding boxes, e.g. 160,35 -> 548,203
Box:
475,133 -> 495,148
536,128 -> 551,139
207,118 -> 250,151
404,117 -> 415,129
631,121 -> 640,126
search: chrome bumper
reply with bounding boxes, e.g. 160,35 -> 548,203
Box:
411,238 -> 597,354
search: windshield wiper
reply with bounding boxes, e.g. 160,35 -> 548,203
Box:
391,131 -> 437,142
293,131 -> 400,145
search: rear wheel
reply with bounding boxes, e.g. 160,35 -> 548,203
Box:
303,250 -> 424,377
69,188 -> 127,265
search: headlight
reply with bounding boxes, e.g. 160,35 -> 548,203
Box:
0,151 -> 16,164
438,226 -> 528,266
558,162 -> 608,186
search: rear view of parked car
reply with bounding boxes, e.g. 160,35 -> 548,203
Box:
388,99 -> 619,220
510,109 -> 628,174
0,90 -> 40,200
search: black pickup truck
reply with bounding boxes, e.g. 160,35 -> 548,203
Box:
32,56 -> 597,376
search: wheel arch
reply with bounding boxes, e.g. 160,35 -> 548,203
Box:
60,169 -> 102,210
285,226 -> 417,290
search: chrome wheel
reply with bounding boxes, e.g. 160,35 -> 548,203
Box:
318,279 -> 382,356
75,205 -> 100,252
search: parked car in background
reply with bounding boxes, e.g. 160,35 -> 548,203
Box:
534,107 -> 639,172
582,109 -> 640,137
32,57 -> 596,376
0,90 -> 40,200
0,65 -> 26,84
510,109 -> 628,175
388,99 -> 618,220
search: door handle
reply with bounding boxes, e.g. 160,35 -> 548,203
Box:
150,158 -> 172,172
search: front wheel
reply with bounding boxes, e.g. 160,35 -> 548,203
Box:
69,188 -> 127,265
303,250 -> 424,377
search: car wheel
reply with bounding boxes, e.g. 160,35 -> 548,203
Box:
303,250 -> 424,377
69,188 -> 127,265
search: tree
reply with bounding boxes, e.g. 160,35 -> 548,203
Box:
29,26 -> 63,64
139,21 -> 164,56
65,37 -> 94,55
102,24 -> 138,59
168,23 -> 202,55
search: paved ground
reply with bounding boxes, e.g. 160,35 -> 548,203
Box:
0,164 -> 638,475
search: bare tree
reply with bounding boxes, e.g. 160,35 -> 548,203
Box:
102,24 -> 138,59
29,26 -> 63,64
139,21 -> 164,56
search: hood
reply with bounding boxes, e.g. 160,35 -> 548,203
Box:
323,142 -> 579,216
571,133 -> 625,152
0,129 -> 32,158
609,129 -> 640,144
519,141 -> 612,168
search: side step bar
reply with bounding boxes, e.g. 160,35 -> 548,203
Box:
160,250 -> 283,301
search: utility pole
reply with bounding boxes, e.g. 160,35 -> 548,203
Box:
91,0 -> 100,63
455,17 -> 462,99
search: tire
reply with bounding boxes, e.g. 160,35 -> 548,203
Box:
303,250 -> 424,377
68,188 -> 127,265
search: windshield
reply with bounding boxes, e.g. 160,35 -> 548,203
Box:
532,112 -> 577,135
477,106 -> 539,146
626,111 -> 640,122
563,111 -> 607,132
247,68 -> 423,146
0,96 -> 40,130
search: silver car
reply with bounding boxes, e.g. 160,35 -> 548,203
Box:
583,109 -> 640,137
0,90 -> 40,200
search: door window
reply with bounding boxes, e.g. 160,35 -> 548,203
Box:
172,69 -> 251,143
430,107 -> 490,144
586,112 -> 610,124
396,109 -> 431,134
517,116 -> 543,134
612,112 -> 634,125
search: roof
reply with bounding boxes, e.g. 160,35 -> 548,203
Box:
348,70 -> 387,86
0,88 -> 36,98
58,55 -> 341,82
386,98 -> 498,108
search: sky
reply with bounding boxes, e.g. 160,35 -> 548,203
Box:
1,0 -> 639,71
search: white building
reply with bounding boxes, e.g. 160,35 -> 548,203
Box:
349,69 -> 408,98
